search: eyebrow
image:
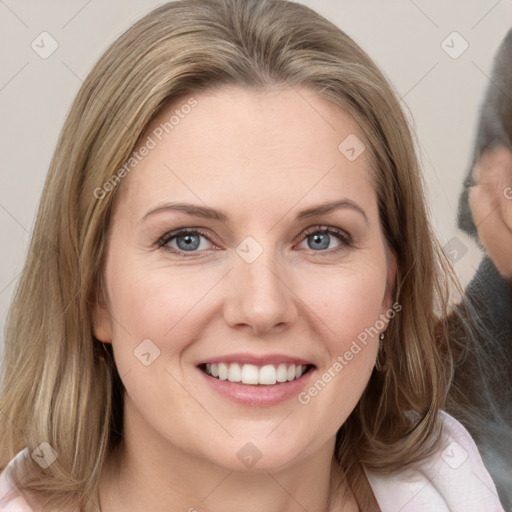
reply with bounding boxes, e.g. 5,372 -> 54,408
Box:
139,199 -> 369,225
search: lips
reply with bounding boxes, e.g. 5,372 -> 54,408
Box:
197,358 -> 316,407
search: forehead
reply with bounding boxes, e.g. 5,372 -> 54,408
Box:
115,85 -> 376,222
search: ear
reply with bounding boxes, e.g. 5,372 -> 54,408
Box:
382,248 -> 397,312
92,281 -> 113,343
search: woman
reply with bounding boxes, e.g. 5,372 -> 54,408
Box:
0,0 -> 505,510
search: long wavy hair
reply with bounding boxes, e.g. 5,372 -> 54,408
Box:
0,0 -> 466,509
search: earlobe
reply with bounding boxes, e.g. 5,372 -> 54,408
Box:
92,284 -> 113,343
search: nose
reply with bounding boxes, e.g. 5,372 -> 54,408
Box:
222,247 -> 298,336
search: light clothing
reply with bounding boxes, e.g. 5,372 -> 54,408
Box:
0,411 -> 505,511
364,411 -> 505,511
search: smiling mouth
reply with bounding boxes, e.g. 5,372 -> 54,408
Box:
198,362 -> 315,386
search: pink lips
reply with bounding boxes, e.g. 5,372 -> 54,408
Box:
196,352 -> 315,407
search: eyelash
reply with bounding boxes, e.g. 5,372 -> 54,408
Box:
156,226 -> 353,257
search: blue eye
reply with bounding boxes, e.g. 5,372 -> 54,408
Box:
298,226 -> 352,253
157,226 -> 352,256
158,229 -> 214,253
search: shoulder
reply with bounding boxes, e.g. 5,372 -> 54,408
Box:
364,410 -> 505,512
0,448 -> 36,511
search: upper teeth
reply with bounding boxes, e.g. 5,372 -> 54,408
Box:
205,363 -> 307,385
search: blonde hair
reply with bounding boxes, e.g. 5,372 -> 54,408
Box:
0,0 -> 463,509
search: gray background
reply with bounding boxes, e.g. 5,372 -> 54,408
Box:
1,0 -> 512,346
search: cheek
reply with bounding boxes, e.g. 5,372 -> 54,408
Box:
293,261 -> 387,407
303,260 -> 388,344
104,264 -> 219,436
106,260 -> 223,367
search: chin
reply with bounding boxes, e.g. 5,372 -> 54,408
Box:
194,434 -> 322,474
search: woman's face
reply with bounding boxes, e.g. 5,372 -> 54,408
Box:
94,85 -> 396,472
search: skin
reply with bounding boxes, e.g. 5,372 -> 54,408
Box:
469,144 -> 512,280
93,85 -> 396,512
